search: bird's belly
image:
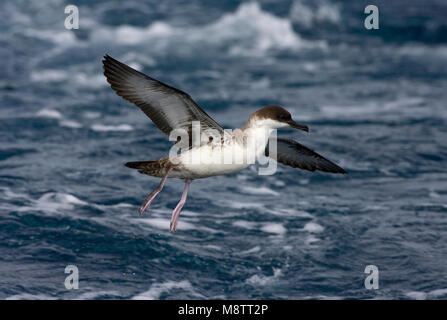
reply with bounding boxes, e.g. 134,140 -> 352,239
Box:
181,162 -> 249,178
176,144 -> 255,178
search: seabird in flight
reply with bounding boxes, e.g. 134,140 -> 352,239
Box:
102,55 -> 346,232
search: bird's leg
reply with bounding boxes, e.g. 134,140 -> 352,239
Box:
139,167 -> 173,215
170,179 -> 192,232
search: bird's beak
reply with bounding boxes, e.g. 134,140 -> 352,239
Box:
286,120 -> 309,132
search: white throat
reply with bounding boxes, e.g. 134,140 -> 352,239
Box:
241,118 -> 286,159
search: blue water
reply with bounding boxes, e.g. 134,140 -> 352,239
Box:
1,0 -> 447,299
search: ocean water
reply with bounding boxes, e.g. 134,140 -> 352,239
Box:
1,0 -> 447,300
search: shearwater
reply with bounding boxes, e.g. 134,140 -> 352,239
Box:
103,55 -> 346,232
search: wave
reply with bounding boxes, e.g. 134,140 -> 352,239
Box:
36,108 -> 83,129
290,0 -> 341,27
138,217 -> 195,231
15,192 -> 88,216
59,120 -> 82,129
90,124 -> 134,132
260,223 -> 287,235
31,69 -> 107,88
76,290 -> 120,300
1,188 -> 131,219
232,220 -> 286,235
239,185 -> 279,196
132,280 -> 201,299
6,293 -> 56,300
246,267 -> 282,286
302,222 -> 324,233
406,288 -> 447,300
36,109 -> 63,119
23,2 -> 325,59
90,2 -> 323,56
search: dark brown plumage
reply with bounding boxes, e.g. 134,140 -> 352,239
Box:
102,55 -> 224,139
266,138 -> 346,174
250,105 -> 309,132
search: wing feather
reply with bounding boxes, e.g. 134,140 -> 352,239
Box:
266,138 -> 346,174
102,55 -> 224,139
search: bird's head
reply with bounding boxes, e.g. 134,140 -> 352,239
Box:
248,105 -> 309,132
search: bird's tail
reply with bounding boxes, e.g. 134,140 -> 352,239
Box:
125,158 -> 173,177
125,160 -> 155,169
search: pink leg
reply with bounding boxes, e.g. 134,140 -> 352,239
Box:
170,179 -> 192,232
139,168 -> 173,215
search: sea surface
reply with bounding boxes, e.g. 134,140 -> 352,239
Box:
1,0 -> 447,299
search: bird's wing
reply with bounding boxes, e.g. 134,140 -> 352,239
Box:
102,55 -> 225,141
265,138 -> 346,174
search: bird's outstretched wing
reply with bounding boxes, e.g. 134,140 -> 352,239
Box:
265,138 -> 346,174
102,55 -> 225,140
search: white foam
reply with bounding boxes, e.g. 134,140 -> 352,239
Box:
261,223 -> 286,235
24,29 -> 78,47
121,52 -> 157,67
72,73 -> 108,88
406,288 -> 447,300
6,293 -> 56,300
20,1 -> 326,66
397,44 -> 447,59
113,22 -> 175,45
41,192 -> 86,210
82,111 -> 101,119
406,291 -> 427,300
240,246 -> 261,255
319,97 -> 425,121
36,109 -> 63,119
0,187 -> 28,200
303,222 -> 324,233
246,268 -> 282,286
274,180 -> 286,188
211,2 -> 305,54
132,280 -> 193,300
430,288 -> 447,297
301,294 -> 343,300
31,70 -> 67,82
128,62 -> 143,71
239,186 -> 279,196
178,209 -> 200,217
203,244 -> 222,251
315,2 -> 341,24
55,193 -> 87,205
233,220 -> 257,229
60,120 -> 82,128
290,1 -> 314,27
138,217 -> 195,231
16,192 -> 88,216
76,290 -> 120,300
429,190 -> 440,198
290,0 -> 341,27
31,69 -> 107,88
277,208 -> 313,218
89,2 -> 322,57
226,201 -> 265,210
305,235 -> 321,245
91,124 -> 134,132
